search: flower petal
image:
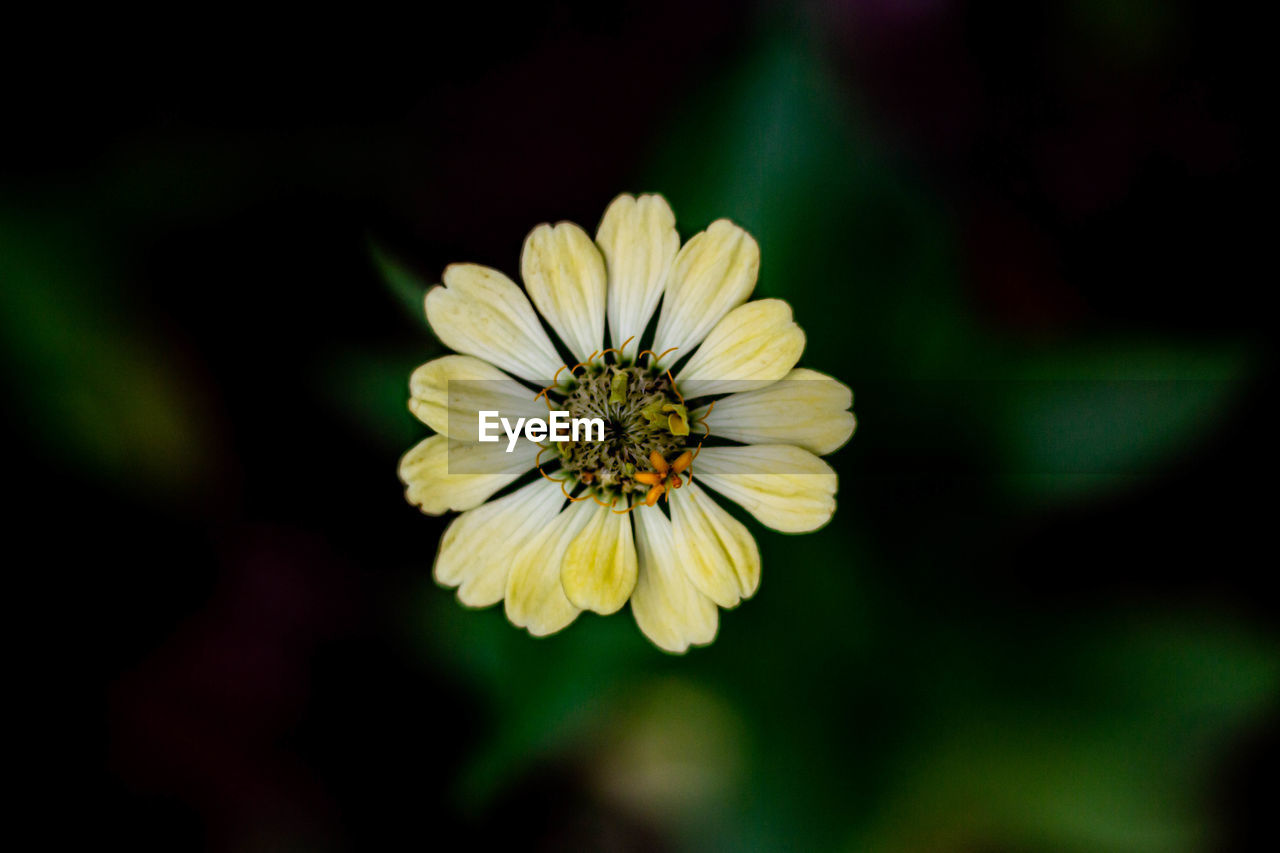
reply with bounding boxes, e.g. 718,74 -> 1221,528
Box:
425,263 -> 563,383
522,222 -> 607,364
669,482 -> 760,606
652,219 -> 758,364
409,355 -> 547,440
434,478 -> 565,607
631,505 -> 718,653
398,434 -> 540,516
561,504 -> 638,615
675,299 -> 805,397
505,497 -> 595,636
596,193 -> 679,360
692,368 -> 855,455
693,445 -> 837,533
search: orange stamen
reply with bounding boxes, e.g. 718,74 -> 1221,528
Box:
598,337 -> 634,362
536,445 -> 569,487
666,369 -> 683,402
634,471 -> 664,486
670,450 -> 693,475
694,398 -> 716,428
536,363 -> 578,407
538,466 -> 565,485
645,484 -> 664,506
648,450 -> 669,475
558,479 -> 591,502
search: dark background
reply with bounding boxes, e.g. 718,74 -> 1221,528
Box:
4,1 -> 1275,849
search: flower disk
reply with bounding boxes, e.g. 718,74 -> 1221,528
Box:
558,365 -> 690,493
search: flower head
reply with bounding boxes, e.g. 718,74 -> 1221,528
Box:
399,194 -> 855,652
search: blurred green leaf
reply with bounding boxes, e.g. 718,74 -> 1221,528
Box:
0,209 -> 218,497
645,36 -> 976,377
318,351 -> 426,451
411,583 -> 654,810
990,340 -> 1252,500
369,238 -> 431,329
849,616 -> 1278,852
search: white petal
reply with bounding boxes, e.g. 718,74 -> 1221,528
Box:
631,506 -> 718,653
669,482 -> 760,606
652,219 -> 758,364
596,193 -> 679,360
522,222 -> 607,363
675,299 -> 805,397
398,434 -> 540,516
409,355 -> 547,440
693,368 -> 855,455
561,504 -> 638,615
693,445 -> 837,533
425,263 -> 563,384
505,497 -> 596,636
434,478 -> 564,607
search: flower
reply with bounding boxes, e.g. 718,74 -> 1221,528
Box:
398,194 -> 855,652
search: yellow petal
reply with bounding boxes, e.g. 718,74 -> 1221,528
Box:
652,219 -> 758,363
692,368 -> 855,455
596,193 -> 678,360
505,498 -> 595,636
398,434 -> 539,516
409,354 -> 546,440
424,263 -> 563,383
669,482 -> 760,606
561,505 -> 638,615
631,506 -> 719,653
693,445 -> 837,533
675,299 -> 805,397
434,478 -> 565,607
522,222 -> 607,363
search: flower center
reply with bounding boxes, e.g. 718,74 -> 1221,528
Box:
555,364 -> 694,499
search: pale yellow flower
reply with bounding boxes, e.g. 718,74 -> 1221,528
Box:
398,194 -> 855,652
